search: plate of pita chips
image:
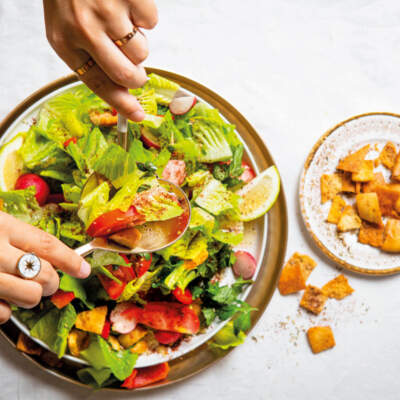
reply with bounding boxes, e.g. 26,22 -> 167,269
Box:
300,113 -> 400,275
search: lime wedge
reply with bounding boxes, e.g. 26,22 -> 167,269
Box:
237,165 -> 280,221
0,134 -> 25,191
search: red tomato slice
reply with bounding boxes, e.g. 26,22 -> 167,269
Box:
63,137 -> 77,148
101,320 -> 111,339
50,290 -> 75,309
121,363 -> 170,389
98,264 -> 136,300
134,254 -> 152,278
87,206 -> 144,237
154,331 -> 182,345
172,287 -> 193,305
239,161 -> 256,183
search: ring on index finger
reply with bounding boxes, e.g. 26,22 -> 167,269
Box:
17,253 -> 41,280
114,27 -> 138,47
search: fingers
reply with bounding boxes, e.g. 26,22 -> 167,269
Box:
2,213 -> 91,279
0,273 -> 42,309
129,0 -> 158,29
0,301 -> 11,324
0,244 -> 59,296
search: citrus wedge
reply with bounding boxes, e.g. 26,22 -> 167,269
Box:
0,134 -> 25,191
237,165 -> 280,221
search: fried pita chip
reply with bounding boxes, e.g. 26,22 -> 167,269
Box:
337,145 -> 370,173
320,174 -> 342,204
337,205 -> 361,232
380,142 -> 397,170
322,274 -> 354,299
75,306 -> 107,335
392,153 -> 400,181
285,252 -> 317,280
351,160 -> 374,182
362,172 -> 385,193
375,184 -> 400,218
374,158 -> 381,168
358,221 -> 384,247
300,285 -> 327,315
67,329 -> 89,357
355,182 -> 362,194
340,172 -> 356,193
307,326 -> 335,354
381,219 -> 400,253
278,262 -> 307,295
356,192 -> 382,226
327,195 -> 347,224
16,332 -> 42,356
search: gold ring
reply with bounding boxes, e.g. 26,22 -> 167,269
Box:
75,58 -> 95,76
114,27 -> 138,47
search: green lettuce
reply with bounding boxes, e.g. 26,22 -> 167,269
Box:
80,335 -> 137,381
190,207 -> 215,236
62,184 -> 81,203
210,321 -> 246,350
106,176 -> 141,213
77,367 -> 113,388
0,187 -> 39,222
212,216 -> 244,246
78,127 -> 108,170
89,250 -> 130,285
59,273 -> 93,308
144,73 -> 180,105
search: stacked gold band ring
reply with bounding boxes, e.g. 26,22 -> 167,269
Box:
114,27 -> 138,47
75,58 -> 95,77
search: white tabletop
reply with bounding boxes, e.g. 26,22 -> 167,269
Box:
1,1 -> 400,399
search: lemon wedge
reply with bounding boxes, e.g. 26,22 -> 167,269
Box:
0,134 -> 25,191
237,166 -> 280,221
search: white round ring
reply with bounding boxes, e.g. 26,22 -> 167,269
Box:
17,253 -> 41,279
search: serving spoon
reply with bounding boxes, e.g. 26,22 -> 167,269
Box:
74,115 -> 191,257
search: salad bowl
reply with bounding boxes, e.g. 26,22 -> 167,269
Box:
0,69 -> 287,390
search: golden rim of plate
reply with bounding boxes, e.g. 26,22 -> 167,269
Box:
0,68 -> 288,391
300,111 -> 400,276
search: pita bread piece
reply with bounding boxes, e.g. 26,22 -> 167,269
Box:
358,221 -> 384,248
362,172 -> 385,193
352,160 -> 374,182
327,195 -> 347,224
337,145 -> 370,173
340,172 -> 356,193
322,274 -> 354,299
278,262 -> 307,295
307,326 -> 336,354
392,153 -> 400,181
285,252 -> 317,280
380,142 -> 397,170
375,184 -> 400,218
300,285 -> 327,315
381,219 -> 400,253
320,174 -> 342,204
337,205 -> 361,232
356,192 -> 382,226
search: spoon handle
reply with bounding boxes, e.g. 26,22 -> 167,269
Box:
117,114 -> 128,150
74,242 -> 96,257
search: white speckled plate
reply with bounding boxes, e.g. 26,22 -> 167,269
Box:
300,112 -> 400,275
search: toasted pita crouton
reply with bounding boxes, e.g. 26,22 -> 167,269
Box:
322,274 -> 354,299
355,182 -> 362,194
320,174 -> 342,204
67,329 -> 89,357
130,340 -> 149,355
375,184 -> 400,218
381,219 -> 400,253
352,160 -> 374,182
358,221 -> 384,247
108,336 -> 122,351
89,110 -> 118,126
307,326 -> 335,354
337,206 -> 361,232
75,306 -> 107,335
392,153 -> 400,181
278,262 -> 307,295
340,172 -> 356,193
362,172 -> 385,193
374,158 -> 381,168
337,145 -> 370,173
356,193 -> 382,226
109,228 -> 142,249
285,252 -> 317,280
300,285 -> 327,315
118,326 -> 148,349
17,332 -> 42,356
41,351 -> 63,368
327,195 -> 347,224
380,142 -> 397,170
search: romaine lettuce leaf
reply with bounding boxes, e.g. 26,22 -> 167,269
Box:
39,169 -> 74,183
77,367 -> 113,388
93,144 -> 138,188
190,207 -> 215,236
129,138 -> 154,163
153,147 -> 171,176
0,187 -> 39,222
134,89 -> 157,114
106,176 -> 141,213
59,273 -> 93,308
144,73 -> 180,105
210,321 -> 246,350
80,335 -> 137,381
78,127 -> 108,170
62,184 -> 81,203
53,304 -> 77,358
77,181 -> 110,228
212,216 -> 244,246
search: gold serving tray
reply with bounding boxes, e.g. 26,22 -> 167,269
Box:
0,69 -> 288,391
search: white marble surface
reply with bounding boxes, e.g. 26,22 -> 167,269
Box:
1,1 -> 400,399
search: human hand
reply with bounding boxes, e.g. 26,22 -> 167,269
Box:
43,0 -> 158,121
0,211 -> 91,323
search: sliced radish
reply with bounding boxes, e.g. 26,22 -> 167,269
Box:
169,95 -> 197,115
140,126 -> 161,149
110,302 -> 137,334
232,251 -> 257,279
15,173 -> 50,206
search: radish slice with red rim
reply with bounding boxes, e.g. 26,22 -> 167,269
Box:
232,251 -> 257,280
